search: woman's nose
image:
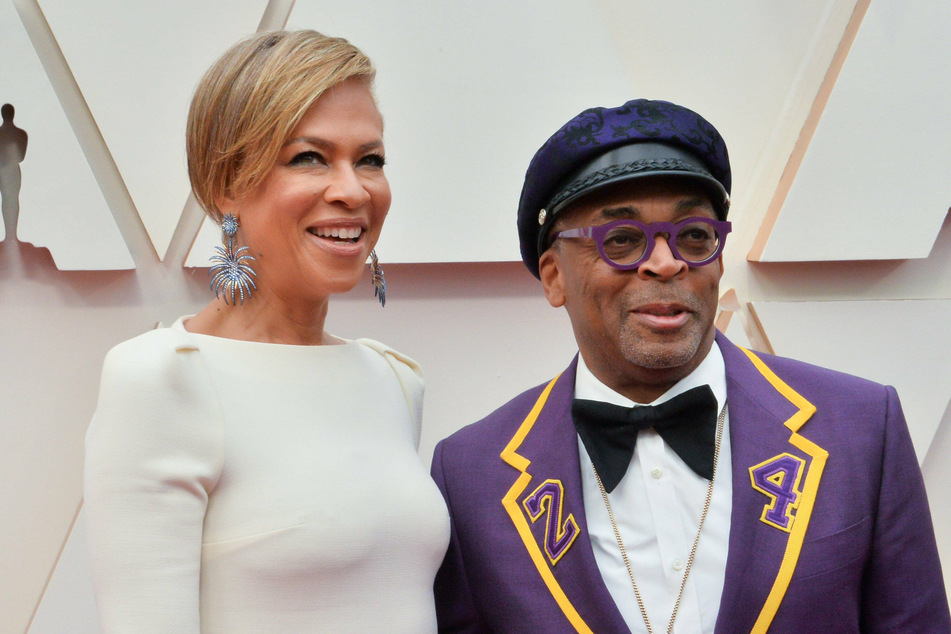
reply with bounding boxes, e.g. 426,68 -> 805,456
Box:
324,166 -> 371,208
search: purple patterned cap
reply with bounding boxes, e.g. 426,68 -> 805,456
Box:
517,99 -> 731,278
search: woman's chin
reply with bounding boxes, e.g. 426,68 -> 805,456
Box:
306,268 -> 368,299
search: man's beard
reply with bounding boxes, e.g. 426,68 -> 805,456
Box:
617,289 -> 709,370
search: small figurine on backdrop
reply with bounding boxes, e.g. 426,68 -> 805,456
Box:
0,103 -> 28,242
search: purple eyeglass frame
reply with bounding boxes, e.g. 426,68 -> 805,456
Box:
552,217 -> 732,270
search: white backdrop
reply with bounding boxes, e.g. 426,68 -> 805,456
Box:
2,1 -> 950,632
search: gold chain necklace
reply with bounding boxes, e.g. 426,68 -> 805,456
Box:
592,402 -> 727,634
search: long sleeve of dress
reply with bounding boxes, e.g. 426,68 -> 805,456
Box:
84,330 -> 225,633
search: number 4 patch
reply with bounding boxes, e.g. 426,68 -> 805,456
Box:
749,453 -> 806,532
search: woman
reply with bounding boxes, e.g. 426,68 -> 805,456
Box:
84,30 -> 449,633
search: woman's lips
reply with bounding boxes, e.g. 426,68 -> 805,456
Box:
307,225 -> 363,241
305,226 -> 366,256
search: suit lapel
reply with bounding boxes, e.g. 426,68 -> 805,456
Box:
499,357 -> 629,633
716,334 -> 829,633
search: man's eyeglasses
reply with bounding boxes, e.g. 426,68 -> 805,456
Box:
551,217 -> 732,270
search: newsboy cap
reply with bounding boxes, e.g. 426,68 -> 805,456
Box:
517,99 -> 731,279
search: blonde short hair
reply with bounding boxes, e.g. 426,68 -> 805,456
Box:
187,30 -> 375,221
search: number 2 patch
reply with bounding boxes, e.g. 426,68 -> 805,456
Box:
522,479 -> 580,564
749,453 -> 806,532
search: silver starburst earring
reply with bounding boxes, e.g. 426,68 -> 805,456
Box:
368,249 -> 385,307
209,213 -> 257,305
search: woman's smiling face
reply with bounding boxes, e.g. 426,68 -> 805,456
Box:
221,77 -> 391,305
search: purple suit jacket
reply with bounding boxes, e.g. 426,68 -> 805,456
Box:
431,333 -> 950,633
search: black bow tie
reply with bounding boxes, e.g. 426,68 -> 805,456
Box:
572,385 -> 719,493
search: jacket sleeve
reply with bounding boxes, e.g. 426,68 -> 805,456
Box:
431,439 -> 492,633
860,385 -> 951,631
83,332 -> 224,633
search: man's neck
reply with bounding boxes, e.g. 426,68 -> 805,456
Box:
576,337 -> 724,407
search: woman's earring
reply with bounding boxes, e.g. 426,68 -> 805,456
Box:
368,249 -> 385,307
209,213 -> 257,305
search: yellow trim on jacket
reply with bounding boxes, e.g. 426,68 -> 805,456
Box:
740,347 -> 828,634
499,373 -> 594,634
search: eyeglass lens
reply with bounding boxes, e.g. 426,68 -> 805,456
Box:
602,221 -> 722,265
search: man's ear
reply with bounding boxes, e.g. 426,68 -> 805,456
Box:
539,248 -> 567,308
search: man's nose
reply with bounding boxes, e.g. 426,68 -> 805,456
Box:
637,234 -> 688,279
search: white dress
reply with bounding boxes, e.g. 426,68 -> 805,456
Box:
84,318 -> 450,633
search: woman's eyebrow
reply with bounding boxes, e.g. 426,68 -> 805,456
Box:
283,136 -> 383,154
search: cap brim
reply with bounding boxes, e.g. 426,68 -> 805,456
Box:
537,143 -> 730,254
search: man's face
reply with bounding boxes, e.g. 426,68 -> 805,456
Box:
538,178 -> 724,403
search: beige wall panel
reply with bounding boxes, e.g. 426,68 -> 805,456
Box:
0,269 -> 176,634
27,508 -> 98,634
37,0 -> 270,258
9,1 -> 951,630
722,313 -> 753,350
278,0 -> 635,264
922,399 -> 951,604
738,214 -> 951,305
23,279 -> 951,628
22,263 -> 579,633
750,299 -> 951,461
597,0 -> 858,234
183,214 -> 219,268
1,1 -> 132,268
759,0 -> 951,261
192,0 -> 861,266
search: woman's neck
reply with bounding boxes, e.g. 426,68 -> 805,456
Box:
185,288 -> 338,345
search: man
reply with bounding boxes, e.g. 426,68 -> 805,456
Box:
431,99 -> 949,633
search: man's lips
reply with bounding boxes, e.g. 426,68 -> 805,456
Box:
631,303 -> 692,330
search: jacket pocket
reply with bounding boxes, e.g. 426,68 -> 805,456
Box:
792,515 -> 871,580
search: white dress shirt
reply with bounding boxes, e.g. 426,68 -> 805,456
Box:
576,343 -> 731,633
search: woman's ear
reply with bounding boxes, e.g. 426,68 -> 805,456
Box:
538,248 -> 566,308
215,194 -> 235,216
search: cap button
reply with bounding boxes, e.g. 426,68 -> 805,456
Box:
538,208 -> 548,225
